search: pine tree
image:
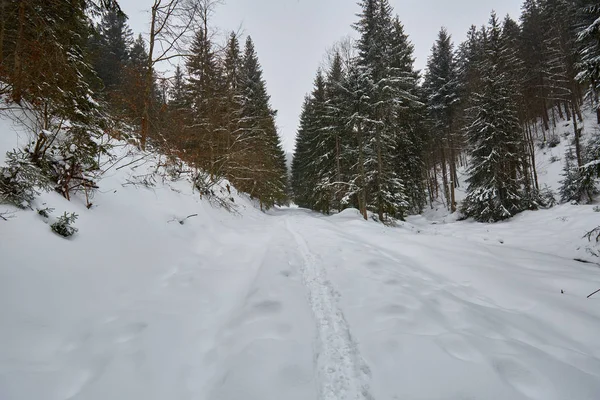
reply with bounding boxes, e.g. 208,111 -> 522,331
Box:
354,0 -> 410,221
575,1 -> 600,121
389,16 -> 426,215
120,35 -> 154,128
236,36 -> 287,208
222,32 -> 244,178
291,71 -> 330,212
322,52 -> 350,211
520,0 -> 553,130
462,13 -> 534,222
424,27 -> 460,212
186,27 -> 223,173
93,7 -> 133,91
170,65 -> 187,108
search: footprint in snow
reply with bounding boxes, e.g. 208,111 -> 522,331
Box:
435,333 -> 484,363
492,356 -> 554,400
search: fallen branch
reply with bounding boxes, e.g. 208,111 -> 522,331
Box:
588,288 -> 600,299
167,214 -> 198,225
0,211 -> 15,221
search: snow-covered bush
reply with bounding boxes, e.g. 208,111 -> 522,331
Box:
37,207 -> 54,219
0,149 -> 52,208
534,185 -> 557,209
51,212 -> 78,238
34,124 -> 107,207
559,148 -> 599,204
547,134 -> 561,148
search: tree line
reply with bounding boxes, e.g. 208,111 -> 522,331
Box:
291,0 -> 600,223
0,0 -> 287,210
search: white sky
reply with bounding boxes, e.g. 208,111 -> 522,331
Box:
118,0 -> 523,152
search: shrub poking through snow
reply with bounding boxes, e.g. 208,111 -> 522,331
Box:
547,134 -> 561,148
0,149 -> 52,208
37,207 -> 54,219
51,212 -> 79,238
36,125 -> 105,207
536,185 -> 558,209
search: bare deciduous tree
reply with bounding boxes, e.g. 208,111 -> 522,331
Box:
140,0 -> 222,150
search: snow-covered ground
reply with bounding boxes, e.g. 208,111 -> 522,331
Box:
2,112 -> 600,400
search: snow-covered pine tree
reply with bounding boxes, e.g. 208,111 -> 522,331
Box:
462,13 -> 534,222
539,0 -> 579,125
91,7 -> 133,92
222,32 -> 245,181
291,72 -> 330,212
236,36 -> 287,209
120,35 -> 158,129
340,62 -> 370,219
322,52 -> 351,212
520,0 -> 553,131
424,27 -> 461,212
170,65 -> 187,109
354,0 -> 410,221
500,15 -> 542,202
575,1 -> 600,122
186,27 -> 224,174
388,16 -> 427,215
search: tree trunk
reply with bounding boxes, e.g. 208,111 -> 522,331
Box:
556,102 -> 563,120
375,128 -> 384,222
541,104 -> 550,134
526,123 -> 539,191
564,101 -> 571,121
357,122 -> 367,221
448,137 -> 457,213
12,0 -> 26,103
141,2 -> 158,151
335,132 -> 342,209
425,157 -> 434,209
440,146 -> 450,211
571,102 -> 583,168
0,0 -> 6,66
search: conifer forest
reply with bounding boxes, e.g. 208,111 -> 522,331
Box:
1,1 -> 600,399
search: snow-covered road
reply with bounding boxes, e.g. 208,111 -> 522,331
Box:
2,205 -> 600,400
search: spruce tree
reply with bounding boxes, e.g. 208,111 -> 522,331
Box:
236,36 -> 287,208
354,0 -> 410,221
389,16 -> 426,215
576,1 -> 600,121
424,28 -> 460,212
222,32 -> 244,178
322,52 -> 350,211
291,71 -> 330,212
93,7 -> 133,91
462,13 -> 533,222
186,27 -> 223,173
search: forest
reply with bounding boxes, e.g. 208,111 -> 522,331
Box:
292,0 -> 600,224
2,2 -> 600,399
0,0 -> 598,225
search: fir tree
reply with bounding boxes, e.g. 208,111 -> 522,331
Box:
93,7 -> 133,90
291,71 -> 330,212
170,65 -> 187,108
186,27 -> 223,173
236,36 -> 287,208
424,27 -> 461,212
575,1 -> 600,120
462,13 -> 533,222
354,0 -> 410,221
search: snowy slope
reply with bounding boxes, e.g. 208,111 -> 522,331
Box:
2,111 -> 600,400
425,106 -> 600,222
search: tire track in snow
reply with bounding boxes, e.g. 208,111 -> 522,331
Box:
285,219 -> 374,400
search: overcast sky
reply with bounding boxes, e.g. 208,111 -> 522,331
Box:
118,0 -> 523,152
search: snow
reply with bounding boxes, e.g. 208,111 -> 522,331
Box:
2,110 -> 600,400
